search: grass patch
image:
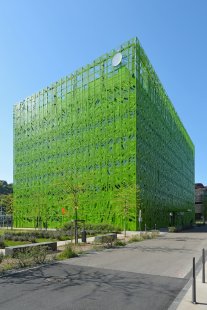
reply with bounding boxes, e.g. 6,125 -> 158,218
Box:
0,253 -> 4,263
4,240 -> 31,247
151,231 -> 159,238
128,235 -> 142,243
128,232 -> 159,243
141,233 -> 152,240
57,244 -> 78,260
114,240 -> 126,247
0,262 -> 16,272
63,222 -> 121,236
4,238 -> 60,247
13,246 -> 48,267
36,238 -> 55,243
0,231 -> 71,249
92,244 -> 105,251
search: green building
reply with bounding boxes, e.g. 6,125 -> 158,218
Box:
13,37 -> 194,230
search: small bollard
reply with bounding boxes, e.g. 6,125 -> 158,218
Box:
145,224 -> 147,232
155,224 -> 156,230
202,248 -> 205,283
192,257 -> 197,304
81,230 -> 87,243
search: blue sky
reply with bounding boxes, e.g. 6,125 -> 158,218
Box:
0,0 -> 207,184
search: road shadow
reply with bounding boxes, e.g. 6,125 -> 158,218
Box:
176,225 -> 207,233
0,263 -> 187,310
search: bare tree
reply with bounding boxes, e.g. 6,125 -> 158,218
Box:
59,176 -> 86,243
113,182 -> 141,237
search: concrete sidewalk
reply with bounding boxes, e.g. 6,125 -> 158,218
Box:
169,264 -> 207,310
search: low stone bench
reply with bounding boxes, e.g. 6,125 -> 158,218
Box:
94,233 -> 117,243
5,241 -> 57,256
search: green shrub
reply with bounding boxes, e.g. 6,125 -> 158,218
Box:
62,222 -> 121,235
100,235 -> 115,248
13,248 -> 33,268
128,235 -> 142,243
114,240 -> 126,247
151,231 -> 159,238
3,230 -> 69,243
13,246 -> 48,267
168,226 -> 177,233
31,246 -> 48,264
0,252 -> 4,263
57,244 -> 78,260
85,223 -> 121,234
62,222 -> 73,231
142,233 -> 151,240
1,263 -> 14,272
0,237 -> 5,249
4,232 -> 34,242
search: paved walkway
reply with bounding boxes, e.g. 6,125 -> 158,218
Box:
170,264 -> 207,310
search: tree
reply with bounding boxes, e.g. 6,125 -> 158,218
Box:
0,194 -> 13,214
57,176 -> 87,243
203,190 -> 207,222
0,180 -> 13,216
113,182 -> 141,237
0,180 -> 13,195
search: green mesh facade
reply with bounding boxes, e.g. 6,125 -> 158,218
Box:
13,38 -> 194,229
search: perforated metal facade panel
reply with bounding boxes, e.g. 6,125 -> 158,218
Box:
13,38 -> 194,229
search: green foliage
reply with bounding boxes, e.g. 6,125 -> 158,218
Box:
128,235 -> 142,243
0,230 -> 70,248
0,181 -> 13,195
0,253 -> 4,263
141,233 -> 151,240
151,231 -> 159,238
4,240 -> 30,247
57,244 -> 78,260
0,194 -> 13,214
99,235 -> 115,248
32,246 -> 48,264
4,233 -> 36,243
3,230 -> 69,243
84,223 -> 121,233
113,183 -> 141,235
13,248 -> 33,267
114,240 -> 126,247
62,222 -> 121,235
0,236 -> 6,248
0,181 -> 13,215
168,226 -> 178,232
1,262 -> 15,272
203,193 -> 207,221
13,246 -> 48,267
128,232 -> 159,242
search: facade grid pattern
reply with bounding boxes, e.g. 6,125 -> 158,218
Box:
13,38 -> 194,229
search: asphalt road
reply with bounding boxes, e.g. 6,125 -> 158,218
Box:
0,226 -> 207,310
0,263 -> 186,310
64,227 -> 207,279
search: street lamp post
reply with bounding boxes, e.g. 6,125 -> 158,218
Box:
74,207 -> 78,245
138,209 -> 142,231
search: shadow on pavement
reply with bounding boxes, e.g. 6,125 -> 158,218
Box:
0,263 -> 187,310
